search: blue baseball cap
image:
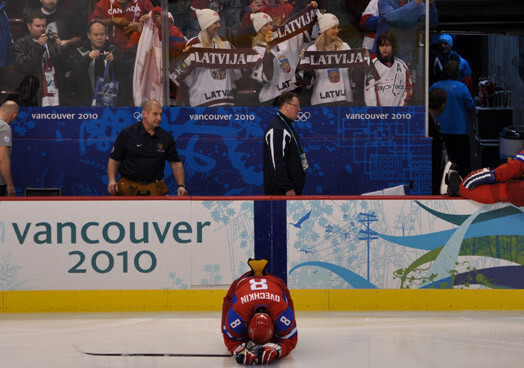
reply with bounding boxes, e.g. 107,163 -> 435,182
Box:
439,34 -> 453,47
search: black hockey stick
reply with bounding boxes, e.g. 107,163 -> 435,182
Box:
73,344 -> 230,358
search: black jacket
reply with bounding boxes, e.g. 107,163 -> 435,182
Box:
13,34 -> 65,105
263,112 -> 307,195
70,41 -> 123,106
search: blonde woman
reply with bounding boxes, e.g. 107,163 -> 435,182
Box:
250,2 -> 318,106
183,9 -> 241,107
301,13 -> 354,106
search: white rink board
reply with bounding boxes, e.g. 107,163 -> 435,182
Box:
0,200 -> 254,290
287,199 -> 524,289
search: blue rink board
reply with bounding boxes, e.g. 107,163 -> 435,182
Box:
10,106 -> 431,196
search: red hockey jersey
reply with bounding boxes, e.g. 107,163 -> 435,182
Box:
460,149 -> 524,206
89,0 -> 153,51
221,272 -> 297,359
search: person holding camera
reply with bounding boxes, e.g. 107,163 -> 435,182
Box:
13,10 -> 66,106
37,0 -> 80,50
70,20 -> 124,106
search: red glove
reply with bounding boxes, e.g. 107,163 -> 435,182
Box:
234,343 -> 257,365
256,343 -> 281,364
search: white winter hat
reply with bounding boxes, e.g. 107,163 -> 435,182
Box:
318,13 -> 339,34
250,12 -> 272,33
196,9 -> 220,31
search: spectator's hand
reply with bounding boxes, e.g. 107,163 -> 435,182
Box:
234,344 -> 257,365
104,51 -> 114,62
141,14 -> 151,24
310,1 -> 318,8
264,31 -> 273,45
299,48 -> 306,59
112,17 -> 129,28
124,21 -> 140,34
89,49 -> 101,59
107,180 -> 119,195
285,189 -> 296,195
462,168 -> 496,190
256,343 -> 281,365
53,34 -> 62,48
37,33 -> 48,46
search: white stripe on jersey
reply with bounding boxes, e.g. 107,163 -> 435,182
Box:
280,326 -> 297,340
265,128 -> 276,170
516,151 -> 524,164
266,128 -> 291,171
282,130 -> 290,158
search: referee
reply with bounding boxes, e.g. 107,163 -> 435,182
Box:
107,99 -> 188,196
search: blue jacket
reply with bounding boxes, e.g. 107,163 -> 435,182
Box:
432,49 -> 472,83
373,0 -> 438,63
430,79 -> 475,135
0,1 -> 14,66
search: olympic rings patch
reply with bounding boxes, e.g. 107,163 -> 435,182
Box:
295,112 -> 311,122
133,111 -> 142,121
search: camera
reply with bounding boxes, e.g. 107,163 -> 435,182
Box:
46,31 -> 56,43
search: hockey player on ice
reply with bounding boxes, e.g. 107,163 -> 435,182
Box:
222,258 -> 297,364
460,148 -> 524,206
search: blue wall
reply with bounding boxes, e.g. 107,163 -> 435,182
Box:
10,106 -> 431,196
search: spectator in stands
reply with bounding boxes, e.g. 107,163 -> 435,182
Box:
364,32 -> 412,106
127,7 -> 186,60
250,2 -> 318,106
89,0 -> 152,106
181,8 -> 242,107
88,0 -> 153,52
430,34 -> 472,91
373,0 -> 438,65
13,11 -> 66,106
128,7 -> 187,106
301,13 -> 354,106
240,0 -> 293,38
70,20 -> 123,106
0,1 -> 14,67
360,0 -> 379,50
429,60 -> 475,178
187,0 -> 242,39
36,0 -> 80,50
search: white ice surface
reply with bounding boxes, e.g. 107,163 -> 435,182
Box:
1,311 -> 524,367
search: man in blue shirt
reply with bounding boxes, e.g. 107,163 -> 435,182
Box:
430,60 -> 475,178
373,0 -> 438,65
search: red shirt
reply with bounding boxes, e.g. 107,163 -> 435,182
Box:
89,0 -> 153,51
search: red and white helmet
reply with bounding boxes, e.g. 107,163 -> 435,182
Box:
248,310 -> 274,344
